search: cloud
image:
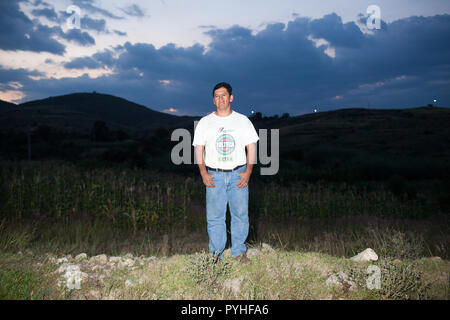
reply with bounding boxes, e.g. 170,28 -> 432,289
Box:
0,1 -> 99,55
64,49 -> 114,69
113,30 -> 127,36
58,28 -> 95,46
309,13 -> 364,48
31,7 -> 58,21
72,0 -> 124,20
4,13 -> 450,116
121,4 -> 146,18
80,16 -> 107,32
0,1 -> 66,55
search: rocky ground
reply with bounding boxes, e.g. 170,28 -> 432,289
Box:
4,244 -> 448,300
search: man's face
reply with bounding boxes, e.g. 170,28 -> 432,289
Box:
213,87 -> 233,110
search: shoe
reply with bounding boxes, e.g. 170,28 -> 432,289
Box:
236,253 -> 251,265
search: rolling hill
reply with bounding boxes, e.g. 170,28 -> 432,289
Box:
0,92 -> 198,134
1,91 -> 449,163
252,106 -> 450,160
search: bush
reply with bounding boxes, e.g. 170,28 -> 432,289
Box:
348,260 -> 431,300
187,252 -> 231,292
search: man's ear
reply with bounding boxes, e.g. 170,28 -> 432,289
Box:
230,94 -> 234,103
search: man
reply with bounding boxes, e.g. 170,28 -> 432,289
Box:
192,82 -> 259,265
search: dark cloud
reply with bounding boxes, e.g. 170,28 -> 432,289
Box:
0,1 -> 98,54
309,13 -> 364,48
121,4 -> 145,18
113,30 -> 127,36
64,57 -> 99,69
64,49 -> 113,69
72,0 -> 124,20
57,28 -> 95,46
80,16 -> 107,32
31,7 -> 58,21
0,67 -> 44,83
5,13 -> 450,116
0,1 -> 65,55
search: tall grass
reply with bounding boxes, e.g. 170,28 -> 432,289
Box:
0,161 -> 202,235
0,160 -> 447,259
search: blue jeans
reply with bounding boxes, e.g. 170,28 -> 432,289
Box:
206,164 -> 249,259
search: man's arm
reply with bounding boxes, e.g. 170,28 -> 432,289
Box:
236,142 -> 256,188
195,145 -> 215,188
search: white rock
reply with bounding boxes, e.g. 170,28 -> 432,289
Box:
261,243 -> 274,252
75,253 -> 88,261
109,256 -> 121,263
56,257 -> 69,264
325,272 -> 356,291
350,248 -> 378,262
118,258 -> 135,269
125,279 -> 136,287
224,276 -> 244,295
89,290 -> 101,299
90,254 -> 108,265
57,264 -> 88,290
246,248 -> 260,258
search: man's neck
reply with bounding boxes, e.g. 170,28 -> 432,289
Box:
215,108 -> 232,117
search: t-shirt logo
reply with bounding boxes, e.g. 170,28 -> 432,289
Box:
215,134 -> 235,155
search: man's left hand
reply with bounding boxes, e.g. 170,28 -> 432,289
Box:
236,170 -> 251,188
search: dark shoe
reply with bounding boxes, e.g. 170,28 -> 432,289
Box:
236,253 -> 251,265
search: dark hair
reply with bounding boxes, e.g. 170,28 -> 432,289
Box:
213,82 -> 232,96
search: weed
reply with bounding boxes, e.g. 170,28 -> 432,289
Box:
187,252 -> 231,292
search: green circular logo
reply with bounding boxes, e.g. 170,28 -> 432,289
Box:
215,134 -> 235,155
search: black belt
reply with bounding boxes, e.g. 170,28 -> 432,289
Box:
206,164 -> 245,172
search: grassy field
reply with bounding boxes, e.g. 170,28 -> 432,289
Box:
0,244 -> 448,300
0,160 -> 449,300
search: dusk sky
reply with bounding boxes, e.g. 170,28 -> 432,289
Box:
0,0 -> 449,116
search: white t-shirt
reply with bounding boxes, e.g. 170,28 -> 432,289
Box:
192,110 -> 259,170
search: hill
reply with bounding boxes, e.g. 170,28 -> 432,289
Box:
0,98 -> 17,110
0,92 -> 198,134
252,106 -> 450,160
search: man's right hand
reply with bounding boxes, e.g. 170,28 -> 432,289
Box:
201,172 -> 216,188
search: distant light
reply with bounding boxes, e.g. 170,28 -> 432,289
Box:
433,99 -> 437,103
314,109 -> 317,113
251,110 -> 255,114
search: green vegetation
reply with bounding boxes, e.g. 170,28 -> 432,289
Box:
0,101 -> 449,300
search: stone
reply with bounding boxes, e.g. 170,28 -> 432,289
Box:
109,256 -> 121,263
57,264 -> 88,290
75,253 -> 88,261
325,272 -> 356,291
246,248 -> 260,258
89,290 -> 101,299
125,279 -> 136,287
224,276 -> 244,296
261,243 -> 274,252
56,257 -> 69,264
350,248 -> 378,262
89,254 -> 108,265
124,253 -> 134,259
118,258 -> 135,269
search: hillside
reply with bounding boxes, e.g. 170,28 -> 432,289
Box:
0,92 -> 198,134
1,92 -> 449,169
254,106 -> 450,160
0,99 -> 17,110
